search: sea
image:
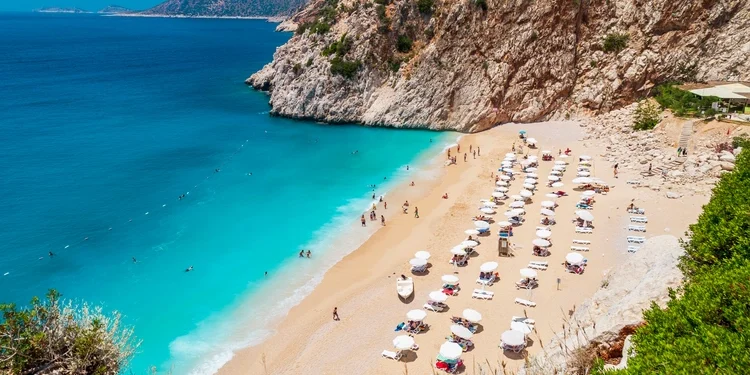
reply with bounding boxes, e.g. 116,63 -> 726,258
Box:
0,13 -> 455,374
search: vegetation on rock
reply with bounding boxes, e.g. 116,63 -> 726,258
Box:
330,57 -> 361,78
322,34 -> 353,57
632,100 -> 661,131
602,32 -> 629,53
417,0 -> 434,14
0,289 -> 139,375
474,0 -> 487,11
653,84 -> 720,117
396,35 -> 413,53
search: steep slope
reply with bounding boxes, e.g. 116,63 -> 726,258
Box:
248,0 -> 750,132
142,0 -> 307,17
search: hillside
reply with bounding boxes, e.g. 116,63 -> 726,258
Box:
142,0 -> 307,17
248,0 -> 750,132
35,7 -> 91,13
98,5 -> 134,13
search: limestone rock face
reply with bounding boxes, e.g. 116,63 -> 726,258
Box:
521,235 -> 685,374
250,0 -> 750,131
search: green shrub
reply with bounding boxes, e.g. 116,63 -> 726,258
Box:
330,57 -> 361,79
322,34 -> 353,57
311,20 -> 331,34
654,83 -> 720,118
475,0 -> 488,11
417,0 -> 434,14
632,100 -> 661,131
0,290 -> 139,374
732,134 -> 750,149
306,57 -> 313,67
590,60 -> 597,68
603,32 -> 628,53
389,58 -> 402,72
396,35 -> 413,53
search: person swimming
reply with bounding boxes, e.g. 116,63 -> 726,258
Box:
132,257 -> 137,263
185,266 -> 194,272
48,251 -> 54,257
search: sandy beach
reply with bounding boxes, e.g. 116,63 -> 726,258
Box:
217,120 -> 708,375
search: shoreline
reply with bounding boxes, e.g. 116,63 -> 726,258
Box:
214,120 -> 708,374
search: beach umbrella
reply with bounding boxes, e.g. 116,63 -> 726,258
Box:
540,209 -> 555,217
429,291 -> 448,303
474,221 -> 490,229
500,175 -> 511,181
512,208 -> 525,215
540,201 -> 555,208
462,240 -> 478,248
439,342 -> 463,360
506,152 -> 517,158
526,138 -> 537,144
523,183 -> 535,190
519,130 -> 526,135
536,229 -> 552,239
509,201 -> 525,208
415,251 -> 431,260
525,173 -> 539,178
550,170 -> 562,175
501,330 -> 525,347
464,229 -> 480,236
510,321 -> 533,335
520,190 -> 533,198
524,178 -> 537,185
566,252 -> 585,265
520,268 -> 538,279
463,309 -> 482,323
450,324 -> 474,340
554,161 -> 567,165
480,207 -> 495,214
410,258 -> 428,267
495,187 -> 509,192
503,168 -> 514,173
572,177 -> 593,184
503,211 -> 516,217
496,181 -> 508,187
393,335 -> 415,350
532,238 -> 550,247
511,194 -> 523,201
545,193 -> 558,199
442,274 -> 459,284
577,171 -> 591,177
542,150 -> 552,154
579,161 -> 592,166
547,175 -> 560,181
497,221 -> 512,227
525,167 -> 538,172
451,246 -> 467,256
553,166 -> 566,172
480,261 -> 499,272
552,182 -> 564,188
583,190 -> 596,197
576,210 -> 595,222
580,155 -> 592,160
482,201 -> 497,208
527,155 -> 538,160
491,192 -> 505,198
407,309 -> 427,321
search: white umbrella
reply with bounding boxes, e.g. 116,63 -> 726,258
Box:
520,268 -> 538,278
480,261 -> 499,272
393,335 -> 415,350
410,258 -> 427,267
451,246 -> 467,255
527,155 -> 538,160
545,193 -> 559,199
525,167 -> 538,172
532,238 -> 550,247
429,291 -> 448,303
496,180 -> 508,187
497,221 -> 512,227
407,309 -> 427,321
580,155 -> 592,160
482,201 -> 497,208
415,251 -> 431,260
520,190 -> 533,198
439,342 -> 463,360
553,165 -> 566,171
462,309 -> 482,323
572,177 -> 593,184
526,138 -> 537,144
540,201 -> 555,208
511,194 -> 523,201
500,175 -> 511,181
510,321 -> 533,335
523,183 -> 535,190
480,207 -> 495,214
442,274 -> 459,284
550,170 -> 562,175
492,192 -> 505,198
577,171 -> 591,177
450,324 -> 474,339
540,208 -> 555,216
503,168 -> 514,173
547,175 -> 560,181
554,161 -> 567,165
505,153 -> 516,158
464,229 -> 479,236
495,187 -> 509,192
583,190 -> 596,197
576,210 -> 595,222
552,182 -> 565,188
501,330 -> 525,346
566,252 -> 585,265
524,178 -> 538,185
503,211 -> 516,217
579,161 -> 592,166
509,201 -> 525,208
501,161 -> 513,166
536,229 -> 552,239
542,150 -> 552,154
512,208 -> 525,215
559,154 -> 569,158
526,173 -> 538,178
462,240 -> 478,248
474,221 -> 490,229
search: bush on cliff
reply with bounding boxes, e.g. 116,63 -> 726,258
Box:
474,0 -> 488,11
0,289 -> 139,374
330,57 -> 361,79
417,0 -> 434,14
632,99 -> 661,131
602,32 -> 628,53
654,84 -> 720,117
396,35 -> 413,53
322,34 -> 353,57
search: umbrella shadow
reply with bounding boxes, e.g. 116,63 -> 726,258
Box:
502,348 -> 528,360
400,349 -> 419,363
412,269 -> 430,276
473,324 -> 484,334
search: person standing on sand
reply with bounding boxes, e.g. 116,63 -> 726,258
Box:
477,146 -> 480,156
306,250 -> 311,258
613,163 -> 619,178
469,145 -> 473,152
414,207 -> 419,218
384,201 -> 388,209
381,215 -> 386,226
457,144 -> 461,153
361,215 -> 366,227
333,307 -> 339,321
299,250 -> 304,257
473,150 -> 476,159
464,153 -> 467,162
448,149 -> 451,158
648,163 -> 652,174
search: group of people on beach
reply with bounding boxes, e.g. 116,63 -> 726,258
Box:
298,249 -> 312,258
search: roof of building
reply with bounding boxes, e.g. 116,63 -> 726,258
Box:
679,81 -> 750,100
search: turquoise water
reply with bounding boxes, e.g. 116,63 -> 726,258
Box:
0,13 -> 453,374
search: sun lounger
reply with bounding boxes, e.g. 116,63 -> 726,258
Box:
527,263 -> 547,270
514,298 -> 536,307
512,316 -> 536,326
575,227 -> 593,234
627,236 -> 646,244
424,303 -> 444,312
529,261 -> 548,266
472,290 -> 494,300
628,225 -> 647,232
382,350 -> 402,360
536,226 -> 551,231
630,216 -> 648,223
627,208 -> 646,214
572,239 -> 591,245
570,246 -> 589,252
411,264 -> 427,272
476,274 -> 496,286
627,180 -> 641,185
627,246 -> 640,253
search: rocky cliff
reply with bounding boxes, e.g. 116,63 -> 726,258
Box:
249,0 -> 750,131
143,0 -> 307,17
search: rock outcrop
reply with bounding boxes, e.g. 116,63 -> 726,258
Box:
142,0 -> 307,17
521,235 -> 685,374
250,0 -> 750,131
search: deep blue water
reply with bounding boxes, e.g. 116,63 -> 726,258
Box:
0,13 -> 452,374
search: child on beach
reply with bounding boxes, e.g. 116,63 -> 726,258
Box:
414,207 -> 419,218
361,215 -> 366,227
381,215 -> 386,226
